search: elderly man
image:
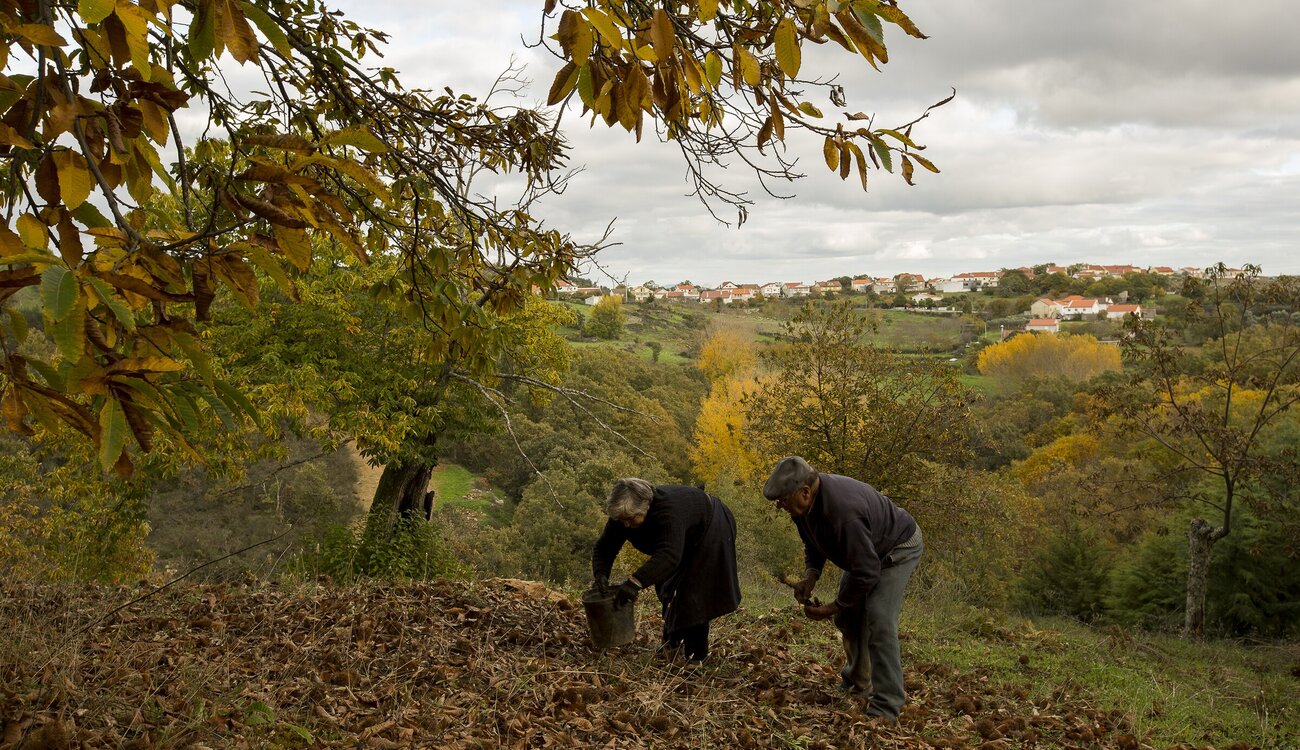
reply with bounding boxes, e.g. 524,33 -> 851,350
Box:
763,456 -> 924,721
592,478 -> 741,662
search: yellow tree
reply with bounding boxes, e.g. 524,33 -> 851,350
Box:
690,373 -> 765,487
696,327 -> 756,385
979,332 -> 1121,384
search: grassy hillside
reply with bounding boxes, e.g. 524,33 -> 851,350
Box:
2,579 -> 1293,748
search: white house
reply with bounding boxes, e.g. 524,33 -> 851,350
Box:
784,282 -> 811,297
953,271 -> 1001,290
1105,303 -> 1144,319
912,292 -> 944,304
850,278 -> 872,293
930,277 -> 967,294
1061,298 -> 1102,319
760,282 -> 783,297
870,278 -> 896,294
718,281 -> 740,291
700,289 -> 732,304
1025,319 -> 1060,333
555,280 -> 579,294
629,285 -> 653,301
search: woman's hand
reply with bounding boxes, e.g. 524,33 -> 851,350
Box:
613,580 -> 642,607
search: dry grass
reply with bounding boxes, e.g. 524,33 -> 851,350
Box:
1,578 -> 1250,749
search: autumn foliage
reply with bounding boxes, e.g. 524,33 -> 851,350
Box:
978,332 -> 1121,384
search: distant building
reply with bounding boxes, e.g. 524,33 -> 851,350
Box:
700,289 -> 732,304
1105,303 -> 1145,319
1025,319 -> 1060,333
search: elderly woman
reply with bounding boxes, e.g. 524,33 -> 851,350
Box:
592,478 -> 741,662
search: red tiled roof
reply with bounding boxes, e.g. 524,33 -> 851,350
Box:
1027,319 -> 1059,326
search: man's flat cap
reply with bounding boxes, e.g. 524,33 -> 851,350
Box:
763,456 -> 813,500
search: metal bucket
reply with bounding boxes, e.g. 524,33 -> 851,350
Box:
582,591 -> 635,649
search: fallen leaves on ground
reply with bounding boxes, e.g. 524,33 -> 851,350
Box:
0,578 -> 1261,749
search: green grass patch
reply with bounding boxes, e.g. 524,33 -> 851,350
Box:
430,463 -> 493,512
903,595 -> 1300,748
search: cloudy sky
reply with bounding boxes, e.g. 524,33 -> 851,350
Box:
334,1 -> 1300,286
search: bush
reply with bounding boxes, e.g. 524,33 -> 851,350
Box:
1108,511 -> 1300,637
295,514 -> 460,582
1015,525 -> 1113,622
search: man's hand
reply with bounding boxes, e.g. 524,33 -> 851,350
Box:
613,580 -> 642,608
793,571 -> 819,604
803,601 -> 840,621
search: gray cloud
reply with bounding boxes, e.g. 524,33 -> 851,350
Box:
332,0 -> 1300,284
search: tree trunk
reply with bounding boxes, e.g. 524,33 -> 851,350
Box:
1183,518 -> 1220,638
367,462 -> 435,528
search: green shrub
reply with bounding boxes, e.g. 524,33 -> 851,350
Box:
295,514 -> 460,582
1015,525 -> 1114,622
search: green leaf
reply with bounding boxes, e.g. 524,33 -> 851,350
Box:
873,140 -> 893,172
6,307 -> 27,344
50,290 -> 85,361
99,396 -> 129,471
214,378 -> 262,429
171,387 -> 200,431
774,18 -> 801,78
703,51 -> 723,89
172,331 -> 213,383
87,277 -> 136,332
196,385 -> 237,430
188,0 -> 216,61
72,201 -> 112,229
28,359 -> 64,390
41,265 -> 78,321
240,1 -> 293,57
853,5 -> 885,45
77,0 -> 114,24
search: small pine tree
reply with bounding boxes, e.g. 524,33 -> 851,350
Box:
1015,525 -> 1114,622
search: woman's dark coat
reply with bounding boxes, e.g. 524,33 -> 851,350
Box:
592,485 -> 741,632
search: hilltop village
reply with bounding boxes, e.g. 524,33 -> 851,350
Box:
555,263 -> 1256,333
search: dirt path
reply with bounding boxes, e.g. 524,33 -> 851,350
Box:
346,442 -> 384,512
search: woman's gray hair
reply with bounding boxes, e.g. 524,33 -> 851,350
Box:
605,478 -> 655,521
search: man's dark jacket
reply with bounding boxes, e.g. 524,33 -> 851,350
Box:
794,473 -> 918,609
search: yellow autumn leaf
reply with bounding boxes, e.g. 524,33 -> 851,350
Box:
736,45 -> 761,87
774,18 -> 800,78
12,24 -> 68,47
54,150 -> 95,210
699,0 -> 719,23
581,7 -> 622,51
273,225 -> 312,271
114,2 -> 154,80
823,136 -> 840,171
650,8 -> 674,60
16,214 -> 49,250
